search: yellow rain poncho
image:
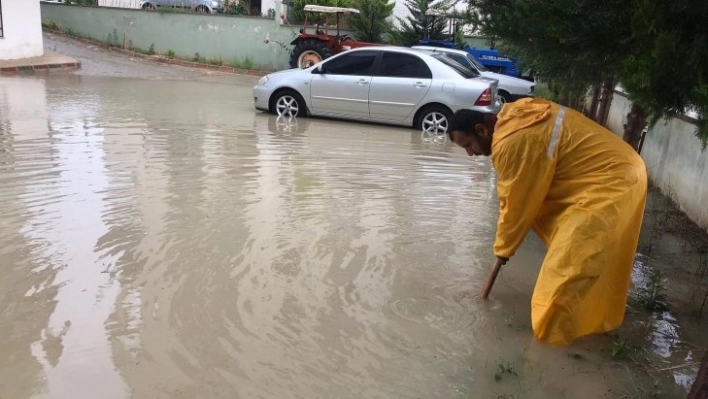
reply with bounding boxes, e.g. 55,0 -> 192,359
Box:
491,98 -> 647,345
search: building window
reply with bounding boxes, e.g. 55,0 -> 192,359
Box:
0,0 -> 4,38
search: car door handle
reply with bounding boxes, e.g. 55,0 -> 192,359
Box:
357,79 -> 369,85
413,82 -> 427,88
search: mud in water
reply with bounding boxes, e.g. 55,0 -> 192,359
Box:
0,74 -> 704,399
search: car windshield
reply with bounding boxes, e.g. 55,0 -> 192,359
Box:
466,54 -> 488,72
430,54 -> 480,79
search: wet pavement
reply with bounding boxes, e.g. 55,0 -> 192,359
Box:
0,35 -> 705,398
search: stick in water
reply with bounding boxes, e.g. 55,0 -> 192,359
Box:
481,258 -> 505,299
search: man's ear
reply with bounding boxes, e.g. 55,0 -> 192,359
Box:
474,123 -> 489,139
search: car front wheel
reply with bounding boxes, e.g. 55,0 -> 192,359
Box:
270,90 -> 307,118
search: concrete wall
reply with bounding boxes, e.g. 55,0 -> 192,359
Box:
607,92 -> 708,231
0,0 -> 45,60
40,4 -> 297,70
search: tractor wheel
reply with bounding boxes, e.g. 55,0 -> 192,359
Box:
289,40 -> 332,69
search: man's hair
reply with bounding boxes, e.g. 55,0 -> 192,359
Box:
448,109 -> 491,140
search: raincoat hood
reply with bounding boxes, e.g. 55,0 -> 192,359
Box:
492,98 -> 553,147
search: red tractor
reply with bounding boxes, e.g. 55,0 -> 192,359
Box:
289,5 -> 383,69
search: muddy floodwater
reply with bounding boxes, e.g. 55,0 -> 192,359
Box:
1,62 -> 705,398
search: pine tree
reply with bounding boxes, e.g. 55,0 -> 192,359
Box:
397,0 -> 458,46
348,0 -> 395,42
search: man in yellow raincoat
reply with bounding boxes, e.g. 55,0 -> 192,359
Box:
449,98 -> 648,345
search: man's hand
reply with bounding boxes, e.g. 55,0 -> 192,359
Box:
496,256 -> 509,265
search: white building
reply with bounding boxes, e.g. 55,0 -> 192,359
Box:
0,0 -> 44,60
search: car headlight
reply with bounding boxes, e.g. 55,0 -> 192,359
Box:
258,76 -> 269,86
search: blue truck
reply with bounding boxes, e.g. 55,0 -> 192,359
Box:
419,11 -> 528,79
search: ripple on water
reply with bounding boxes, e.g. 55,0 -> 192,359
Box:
5,77 -> 686,398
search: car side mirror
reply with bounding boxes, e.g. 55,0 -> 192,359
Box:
312,64 -> 325,74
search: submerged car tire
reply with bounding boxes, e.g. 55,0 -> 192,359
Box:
141,2 -> 156,10
416,105 -> 453,135
289,40 -> 333,69
270,90 -> 307,118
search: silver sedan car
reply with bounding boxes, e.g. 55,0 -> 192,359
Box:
253,46 -> 500,134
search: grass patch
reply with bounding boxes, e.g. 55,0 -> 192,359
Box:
637,269 -> 668,312
192,52 -> 206,63
241,55 -> 254,69
228,55 -> 257,69
42,20 -> 61,31
494,361 -> 518,382
205,57 -> 224,66
610,337 -> 642,360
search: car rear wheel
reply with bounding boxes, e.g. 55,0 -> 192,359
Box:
271,90 -> 307,118
498,90 -> 513,104
289,40 -> 332,69
416,105 -> 453,135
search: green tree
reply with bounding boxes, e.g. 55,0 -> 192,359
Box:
348,0 -> 395,42
619,0 -> 708,149
398,0 -> 458,46
466,0 -> 708,149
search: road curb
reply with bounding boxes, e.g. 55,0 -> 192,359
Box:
44,29 -> 273,77
0,61 -> 81,76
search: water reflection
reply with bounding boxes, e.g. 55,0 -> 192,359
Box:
0,75 -> 702,398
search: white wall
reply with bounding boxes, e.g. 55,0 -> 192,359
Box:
0,0 -> 44,60
607,92 -> 708,232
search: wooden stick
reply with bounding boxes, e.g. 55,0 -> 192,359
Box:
689,348 -> 708,399
482,258 -> 505,299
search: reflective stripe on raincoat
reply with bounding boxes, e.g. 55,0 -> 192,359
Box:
491,98 -> 648,345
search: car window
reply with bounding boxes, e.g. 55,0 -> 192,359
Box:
466,54 -> 488,72
446,53 -> 474,70
430,54 -> 479,79
322,50 -> 379,76
377,52 -> 432,79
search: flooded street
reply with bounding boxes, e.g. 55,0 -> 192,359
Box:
0,36 -> 705,398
